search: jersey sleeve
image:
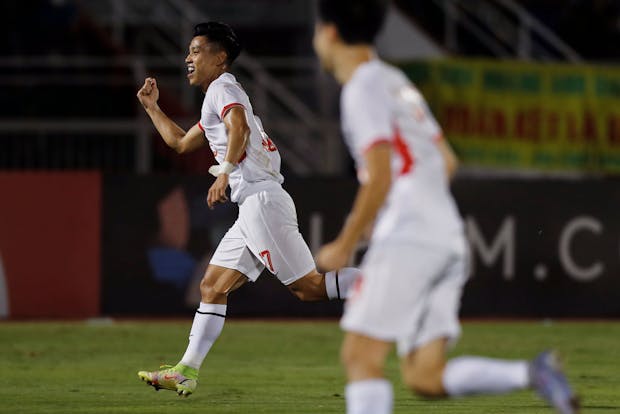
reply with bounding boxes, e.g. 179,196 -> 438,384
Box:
342,81 -> 394,157
207,82 -> 247,121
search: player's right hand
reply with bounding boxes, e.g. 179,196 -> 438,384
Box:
137,77 -> 159,110
207,174 -> 229,210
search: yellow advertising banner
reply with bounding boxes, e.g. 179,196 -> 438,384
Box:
401,59 -> 620,174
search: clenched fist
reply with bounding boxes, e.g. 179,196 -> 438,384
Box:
137,77 -> 159,110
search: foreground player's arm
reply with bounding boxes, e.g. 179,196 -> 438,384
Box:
206,106 -> 250,209
222,106 -> 250,165
137,77 -> 206,154
437,137 -> 459,181
316,144 -> 392,270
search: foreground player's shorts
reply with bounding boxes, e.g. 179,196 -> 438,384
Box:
341,237 -> 468,356
210,183 -> 315,285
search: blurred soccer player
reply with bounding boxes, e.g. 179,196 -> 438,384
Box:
135,21 -> 359,396
313,1 -> 579,413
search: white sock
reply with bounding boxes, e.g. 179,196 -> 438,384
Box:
179,302 -> 227,370
345,379 -> 393,414
442,356 -> 530,397
325,267 -> 360,300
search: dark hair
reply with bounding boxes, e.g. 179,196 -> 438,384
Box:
317,0 -> 388,44
193,22 -> 242,65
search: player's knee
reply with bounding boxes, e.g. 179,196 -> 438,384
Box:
340,343 -> 361,367
199,275 -> 227,302
341,343 -> 382,376
402,364 -> 446,397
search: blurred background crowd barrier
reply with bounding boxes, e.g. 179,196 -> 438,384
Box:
1,0 -> 619,319
1,175 -> 619,318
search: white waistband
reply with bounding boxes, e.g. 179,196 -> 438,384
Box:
236,180 -> 283,204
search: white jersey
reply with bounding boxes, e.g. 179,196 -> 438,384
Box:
198,72 -> 284,203
341,59 -> 464,247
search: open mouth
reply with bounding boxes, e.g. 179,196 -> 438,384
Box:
187,65 -> 195,78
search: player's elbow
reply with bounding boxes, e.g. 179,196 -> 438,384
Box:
175,135 -> 192,154
174,143 -> 186,154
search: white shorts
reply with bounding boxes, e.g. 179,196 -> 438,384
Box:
209,184 -> 316,286
340,238 -> 468,356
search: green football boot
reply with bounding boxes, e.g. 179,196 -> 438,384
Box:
138,364 -> 198,397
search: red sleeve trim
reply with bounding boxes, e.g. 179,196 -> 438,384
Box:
197,121 -> 205,132
220,103 -> 245,120
363,138 -> 393,154
238,151 -> 247,163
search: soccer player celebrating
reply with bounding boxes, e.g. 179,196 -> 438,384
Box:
313,1 -> 579,413
136,21 -> 359,396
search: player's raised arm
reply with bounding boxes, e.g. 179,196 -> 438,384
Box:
316,143 -> 392,270
137,77 -> 206,154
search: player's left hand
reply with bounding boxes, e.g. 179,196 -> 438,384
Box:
316,239 -> 351,271
207,174 -> 229,209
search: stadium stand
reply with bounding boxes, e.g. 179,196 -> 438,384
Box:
2,0 -> 618,174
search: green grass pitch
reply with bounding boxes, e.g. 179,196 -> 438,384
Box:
1,320 -> 618,413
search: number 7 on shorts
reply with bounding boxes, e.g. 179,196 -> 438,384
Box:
260,250 -> 275,272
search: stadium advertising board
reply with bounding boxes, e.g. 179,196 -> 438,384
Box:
402,59 -> 620,174
0,173 -> 101,318
454,178 -> 620,317
102,176 -> 620,318
101,175 -> 346,317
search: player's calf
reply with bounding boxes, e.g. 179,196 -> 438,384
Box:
401,365 -> 446,398
401,338 -> 449,397
287,267 -> 361,302
288,271 -> 327,301
341,332 -> 391,381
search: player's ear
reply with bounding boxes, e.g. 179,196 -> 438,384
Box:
314,22 -> 339,55
322,23 -> 341,43
216,50 -> 228,67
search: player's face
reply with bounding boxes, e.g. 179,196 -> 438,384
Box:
185,36 -> 227,90
313,22 -> 335,72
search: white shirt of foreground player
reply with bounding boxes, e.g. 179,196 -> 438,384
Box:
199,72 -> 284,204
341,59 -> 464,247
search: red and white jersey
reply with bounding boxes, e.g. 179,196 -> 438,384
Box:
198,72 -> 284,203
341,59 -> 463,246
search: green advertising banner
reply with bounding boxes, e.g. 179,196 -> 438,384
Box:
402,59 -> 620,174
